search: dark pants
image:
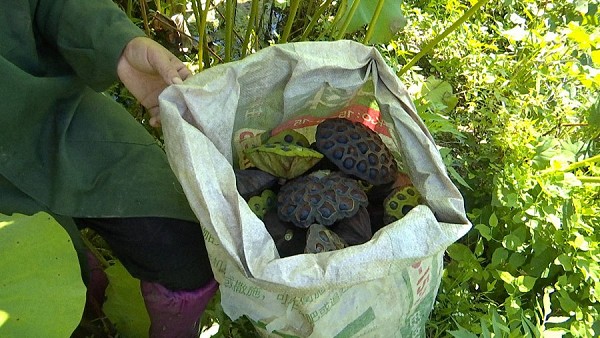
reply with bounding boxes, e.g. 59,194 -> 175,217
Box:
74,217 -> 213,291
1,166 -> 213,292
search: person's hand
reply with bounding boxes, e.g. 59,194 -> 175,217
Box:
117,37 -> 192,128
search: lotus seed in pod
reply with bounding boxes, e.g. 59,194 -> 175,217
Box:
383,186 -> 424,224
315,118 -> 397,185
277,171 -> 368,228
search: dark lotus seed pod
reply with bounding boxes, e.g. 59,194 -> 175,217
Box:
234,169 -> 278,200
367,172 -> 413,212
330,206 -> 372,246
315,118 -> 398,186
277,171 -> 368,228
368,202 -> 386,234
304,223 -> 347,254
383,185 -> 424,225
263,209 -> 307,258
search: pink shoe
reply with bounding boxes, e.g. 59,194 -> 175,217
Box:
141,279 -> 218,338
85,250 -> 109,308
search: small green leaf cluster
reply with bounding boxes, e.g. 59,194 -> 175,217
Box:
388,0 -> 600,336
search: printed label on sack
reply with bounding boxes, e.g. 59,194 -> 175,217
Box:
271,106 -> 391,137
223,275 -> 266,300
219,253 -> 444,338
233,127 -> 267,169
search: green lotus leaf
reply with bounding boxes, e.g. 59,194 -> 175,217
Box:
336,0 -> 406,44
0,212 -> 86,338
103,260 -> 150,337
244,142 -> 323,179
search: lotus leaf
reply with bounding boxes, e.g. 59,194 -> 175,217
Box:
103,261 -> 150,337
0,212 -> 86,338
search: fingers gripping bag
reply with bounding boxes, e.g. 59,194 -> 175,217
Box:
159,40 -> 471,337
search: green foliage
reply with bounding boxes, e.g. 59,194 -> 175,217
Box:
200,291 -> 258,338
336,0 -> 407,43
392,0 -> 600,336
103,260 -> 151,337
0,213 -> 86,338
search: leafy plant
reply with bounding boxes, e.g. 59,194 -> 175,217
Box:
392,0 -> 600,337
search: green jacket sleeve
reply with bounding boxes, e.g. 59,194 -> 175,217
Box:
34,0 -> 146,91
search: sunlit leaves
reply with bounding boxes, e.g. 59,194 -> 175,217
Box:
567,22 -> 593,49
588,96 -> 600,127
336,0 -> 407,43
396,0 -> 600,336
501,25 -> 529,41
421,76 -> 459,112
0,213 -> 86,337
103,261 -> 150,337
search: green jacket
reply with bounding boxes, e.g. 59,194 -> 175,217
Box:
0,0 -> 196,221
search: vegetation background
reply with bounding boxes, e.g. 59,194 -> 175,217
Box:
98,0 -> 600,337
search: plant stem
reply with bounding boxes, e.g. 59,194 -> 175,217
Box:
306,0 -> 315,23
363,0 -> 385,44
225,0 -> 235,62
241,0 -> 260,57
577,176 -> 600,184
397,0 -> 490,76
562,123 -> 589,127
126,0 -> 132,18
335,0 -> 362,40
321,0 -> 346,40
301,0 -> 334,41
541,154 -> 600,176
213,1 -> 245,44
167,0 -> 174,16
81,235 -> 111,269
139,0 -> 151,36
191,0 -> 207,71
281,0 -> 301,43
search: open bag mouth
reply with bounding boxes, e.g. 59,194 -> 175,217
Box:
158,40 -> 472,337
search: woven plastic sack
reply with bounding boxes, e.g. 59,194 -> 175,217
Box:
159,40 -> 471,337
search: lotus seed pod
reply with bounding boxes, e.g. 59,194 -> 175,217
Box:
329,206 -> 372,246
248,189 -> 277,219
277,171 -> 368,228
262,209 -> 307,258
383,185 -> 423,224
315,118 -> 397,186
234,169 -> 278,200
304,223 -> 347,253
